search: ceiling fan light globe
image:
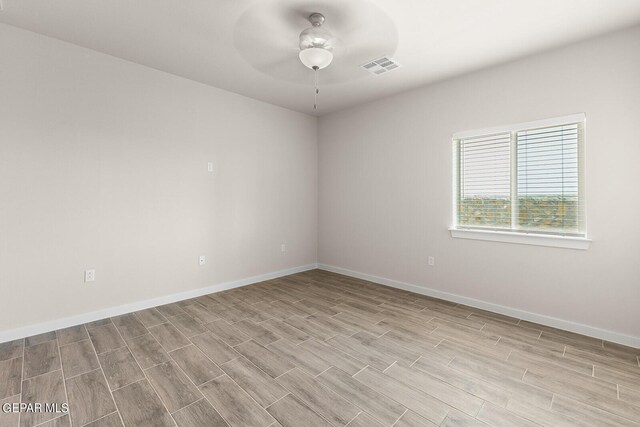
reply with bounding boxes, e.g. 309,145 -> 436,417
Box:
299,47 -> 333,70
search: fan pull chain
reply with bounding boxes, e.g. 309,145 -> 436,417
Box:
313,66 -> 319,110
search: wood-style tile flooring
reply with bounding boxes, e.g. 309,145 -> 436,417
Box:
1,269 -> 639,426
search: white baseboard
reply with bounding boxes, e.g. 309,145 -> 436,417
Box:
0,263 -> 318,344
6,261 -> 637,348
318,263 -> 640,348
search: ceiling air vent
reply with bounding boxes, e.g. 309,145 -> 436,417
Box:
361,57 -> 401,75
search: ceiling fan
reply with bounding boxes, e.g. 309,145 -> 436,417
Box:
233,0 -> 399,111
298,12 -> 335,109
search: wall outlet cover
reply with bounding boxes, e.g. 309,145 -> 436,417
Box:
84,269 -> 95,282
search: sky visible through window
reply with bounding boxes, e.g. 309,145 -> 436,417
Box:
517,124 -> 578,197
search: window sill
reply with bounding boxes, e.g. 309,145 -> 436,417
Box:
449,228 -> 591,250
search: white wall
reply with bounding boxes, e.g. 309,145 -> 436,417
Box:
318,26 -> 640,343
0,24 -> 317,333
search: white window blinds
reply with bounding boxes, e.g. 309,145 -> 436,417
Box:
454,116 -> 586,237
457,133 -> 511,229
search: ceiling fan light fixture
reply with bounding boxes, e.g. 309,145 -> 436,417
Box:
298,13 -> 334,110
299,47 -> 333,70
298,12 -> 334,69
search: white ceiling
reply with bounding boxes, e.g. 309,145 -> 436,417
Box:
2,0 -> 640,116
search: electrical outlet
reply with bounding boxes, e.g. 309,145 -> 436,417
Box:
281,244 -> 286,253
207,162 -> 214,173
428,256 -> 435,266
199,255 -> 206,266
84,269 -> 95,282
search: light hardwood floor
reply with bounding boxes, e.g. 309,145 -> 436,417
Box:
1,269 -> 639,426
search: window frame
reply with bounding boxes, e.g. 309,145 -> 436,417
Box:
450,114 -> 591,250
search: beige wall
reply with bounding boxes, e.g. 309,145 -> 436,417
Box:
318,26 -> 640,341
0,24 -> 317,332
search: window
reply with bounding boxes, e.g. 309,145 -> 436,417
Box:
451,114 -> 589,249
